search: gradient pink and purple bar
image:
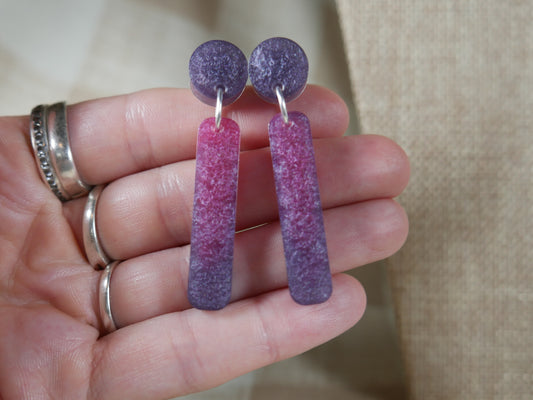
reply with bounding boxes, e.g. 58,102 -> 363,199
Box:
269,111 -> 332,305
188,117 -> 240,310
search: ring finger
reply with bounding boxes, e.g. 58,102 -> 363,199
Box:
109,197 -> 408,328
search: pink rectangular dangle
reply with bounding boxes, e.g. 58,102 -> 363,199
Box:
268,111 -> 332,305
188,117 -> 240,310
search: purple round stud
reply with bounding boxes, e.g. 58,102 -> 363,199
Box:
249,37 -> 309,104
189,40 -> 248,107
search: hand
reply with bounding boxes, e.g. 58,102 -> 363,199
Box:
0,86 -> 409,399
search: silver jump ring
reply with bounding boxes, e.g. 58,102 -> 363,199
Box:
275,85 -> 289,124
83,185 -> 112,270
99,261 -> 119,333
30,102 -> 92,201
215,86 -> 224,129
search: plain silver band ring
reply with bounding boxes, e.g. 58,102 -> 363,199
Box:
83,185 -> 112,269
30,102 -> 92,201
47,102 -> 92,198
99,261 -> 119,333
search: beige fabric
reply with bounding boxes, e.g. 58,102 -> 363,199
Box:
337,1 -> 533,398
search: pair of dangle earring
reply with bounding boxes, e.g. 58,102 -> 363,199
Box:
187,38 -> 332,310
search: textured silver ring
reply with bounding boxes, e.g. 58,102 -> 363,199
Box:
30,104 -> 66,201
99,261 -> 119,333
83,185 -> 112,270
30,102 -> 92,201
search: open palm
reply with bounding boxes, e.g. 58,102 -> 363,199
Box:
0,86 -> 409,399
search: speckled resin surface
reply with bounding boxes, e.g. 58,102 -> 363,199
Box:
189,40 -> 248,107
249,37 -> 309,104
188,117 -> 240,310
269,111 -> 332,305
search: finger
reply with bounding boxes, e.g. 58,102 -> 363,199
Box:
64,134 -> 409,260
0,116 -> 52,210
90,274 -> 365,400
67,85 -> 348,184
110,198 -> 407,327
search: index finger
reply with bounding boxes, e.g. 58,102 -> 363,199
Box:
67,85 -> 349,184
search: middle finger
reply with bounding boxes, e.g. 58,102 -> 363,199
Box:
66,134 -> 408,260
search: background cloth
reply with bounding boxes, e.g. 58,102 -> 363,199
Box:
337,1 -> 533,399
3,0 -> 531,399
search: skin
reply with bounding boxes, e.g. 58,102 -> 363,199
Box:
0,86 -> 409,400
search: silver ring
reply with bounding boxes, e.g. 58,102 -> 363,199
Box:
99,261 -> 119,333
215,86 -> 224,129
83,185 -> 112,270
30,102 -> 92,201
30,105 -> 66,201
275,85 -> 289,124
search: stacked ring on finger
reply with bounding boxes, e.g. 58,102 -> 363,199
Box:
84,185 -> 118,333
30,102 -> 92,201
31,103 -> 118,333
99,261 -> 119,332
83,185 -> 112,270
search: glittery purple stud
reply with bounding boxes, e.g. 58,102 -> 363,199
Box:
188,40 -> 245,310
189,40 -> 248,107
248,37 -> 308,104
249,38 -> 332,305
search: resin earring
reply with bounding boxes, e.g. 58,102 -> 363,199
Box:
249,37 -> 332,305
188,40 -> 247,310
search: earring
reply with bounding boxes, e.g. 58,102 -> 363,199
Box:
249,37 -> 332,305
188,40 -> 248,310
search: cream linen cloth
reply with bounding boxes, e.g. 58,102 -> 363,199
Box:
0,0 -> 407,399
337,1 -> 533,399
